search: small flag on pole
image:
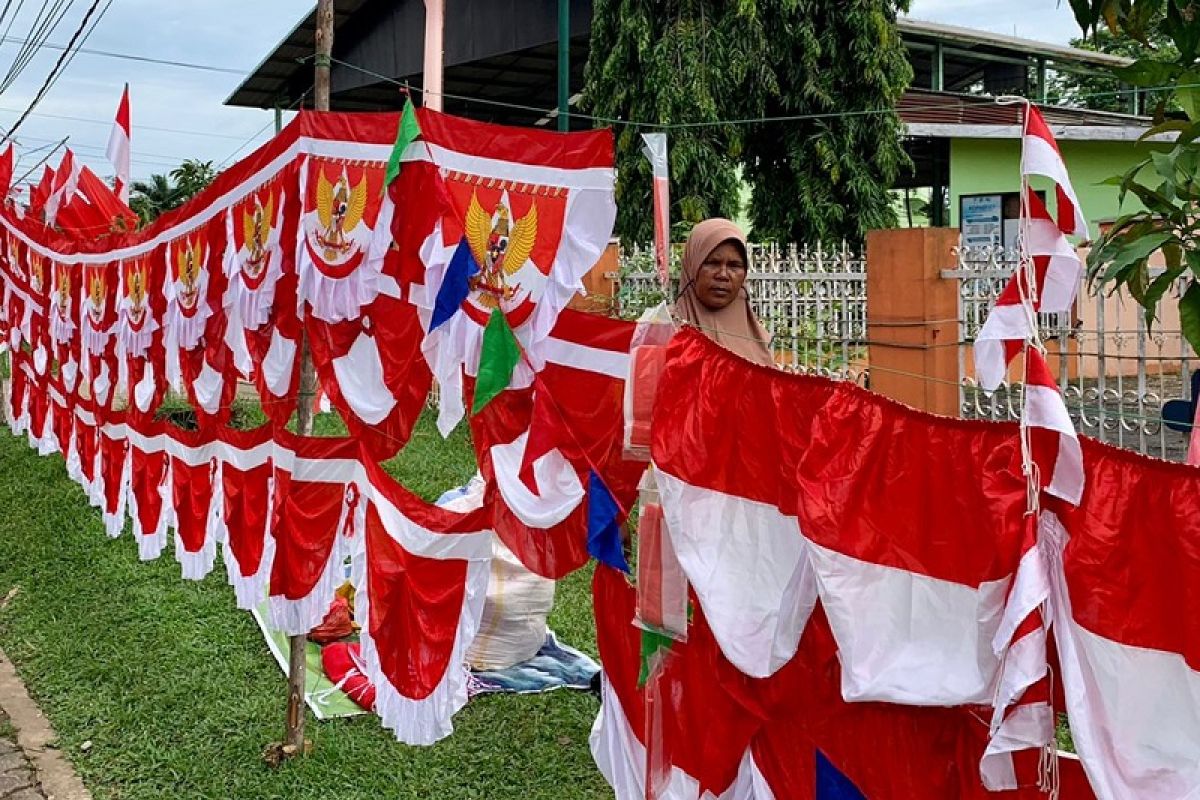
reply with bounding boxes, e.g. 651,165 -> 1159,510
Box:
106,84 -> 131,204
471,308 -> 521,414
384,97 -> 421,189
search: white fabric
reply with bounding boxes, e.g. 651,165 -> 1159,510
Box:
1043,512 -> 1200,800
133,362 -> 157,413
32,344 -> 47,376
296,164 -> 394,323
261,328 -> 296,397
655,468 -> 815,678
222,199 -> 284,331
192,358 -> 224,416
465,536 -> 556,671
974,304 -> 1030,391
1023,134 -> 1089,238
175,528 -> 218,581
590,678 -> 774,800
163,238 -> 212,351
330,331 -> 396,425
1025,217 -> 1083,312
806,538 -> 1008,705
490,431 -> 585,529
357,557 -> 489,745
980,700 -> 1055,791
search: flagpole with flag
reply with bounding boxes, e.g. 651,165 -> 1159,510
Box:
106,84 -> 131,204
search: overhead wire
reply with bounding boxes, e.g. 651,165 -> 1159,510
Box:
217,85 -> 311,169
1,0 -> 108,144
0,35 -> 247,74
0,0 -> 76,94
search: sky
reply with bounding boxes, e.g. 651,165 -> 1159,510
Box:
0,0 -> 1087,193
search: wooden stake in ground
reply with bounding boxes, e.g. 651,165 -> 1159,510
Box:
270,0 -> 333,767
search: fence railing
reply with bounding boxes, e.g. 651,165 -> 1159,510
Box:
618,241 -> 869,383
948,243 -> 1195,462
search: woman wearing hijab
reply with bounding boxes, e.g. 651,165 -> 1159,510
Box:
674,218 -> 774,366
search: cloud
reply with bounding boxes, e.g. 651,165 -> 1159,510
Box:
906,0 -> 1085,44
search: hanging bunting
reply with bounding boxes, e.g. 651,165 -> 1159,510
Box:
296,156 -> 392,323
394,107 -> 617,436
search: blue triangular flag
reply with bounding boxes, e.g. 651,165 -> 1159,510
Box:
815,750 -> 866,800
587,469 -> 629,573
429,237 -> 479,332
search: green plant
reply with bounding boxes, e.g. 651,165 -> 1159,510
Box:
584,0 -> 911,245
1075,0 -> 1200,352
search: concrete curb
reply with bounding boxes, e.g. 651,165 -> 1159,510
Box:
0,650 -> 90,800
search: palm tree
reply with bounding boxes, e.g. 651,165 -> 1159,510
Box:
128,159 -> 218,227
129,173 -> 184,226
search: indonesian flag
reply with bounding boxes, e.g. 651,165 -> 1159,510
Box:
267,433 -> 363,636
98,418 -> 130,539
0,143 -> 12,202
29,166 -> 54,218
106,84 -> 131,204
1045,439 -> 1200,800
393,106 -> 617,436
354,457 -> 494,745
216,427 -> 275,608
45,149 -> 81,226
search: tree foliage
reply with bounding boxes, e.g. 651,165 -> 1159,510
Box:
584,0 -> 912,245
1072,0 -> 1200,353
129,159 -> 217,226
1049,26 -> 1178,112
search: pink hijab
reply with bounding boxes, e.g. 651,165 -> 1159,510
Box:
675,218 -> 774,366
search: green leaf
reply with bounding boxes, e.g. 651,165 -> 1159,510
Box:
1152,149 -> 1179,186
1126,0 -> 1166,42
1178,70 -> 1200,122
1113,58 -> 1181,87
1138,119 -> 1192,142
1180,282 -> 1200,356
1098,231 -> 1174,283
1185,249 -> 1200,279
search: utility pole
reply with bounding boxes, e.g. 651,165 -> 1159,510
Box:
557,0 -> 569,132
423,0 -> 444,111
270,0 -> 332,767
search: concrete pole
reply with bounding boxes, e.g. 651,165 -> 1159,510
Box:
423,0 -> 445,111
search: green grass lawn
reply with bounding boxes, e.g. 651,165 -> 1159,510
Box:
0,411 -> 608,800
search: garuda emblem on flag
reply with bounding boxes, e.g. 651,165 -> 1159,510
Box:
298,157 -> 390,323
119,255 -> 158,358
51,262 -> 74,343
166,233 -> 212,350
225,173 -> 289,331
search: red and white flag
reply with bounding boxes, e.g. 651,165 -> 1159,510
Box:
44,148 -> 81,226
106,84 -> 131,203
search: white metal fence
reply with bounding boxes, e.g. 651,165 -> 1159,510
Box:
949,242 -> 1194,462
617,238 -> 1197,462
618,242 -> 869,383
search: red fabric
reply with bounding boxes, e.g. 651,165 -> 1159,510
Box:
168,430 -> 216,556
308,596 -> 353,643
98,423 -> 127,519
627,345 -> 667,453
129,437 -> 168,540
415,106 -> 613,170
74,400 -> 97,486
797,380 -> 1026,585
268,433 -> 357,602
1061,438 -> 1200,667
321,642 -> 376,712
246,271 -> 300,428
221,428 -> 274,578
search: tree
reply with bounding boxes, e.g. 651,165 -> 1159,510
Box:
170,159 -> 216,197
584,0 -> 912,245
1073,0 -> 1200,352
1048,26 -> 1178,112
129,173 -> 184,225
740,2 -> 912,243
128,159 -> 218,226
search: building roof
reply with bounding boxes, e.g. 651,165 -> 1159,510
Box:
896,18 -> 1133,71
225,3 -> 1135,120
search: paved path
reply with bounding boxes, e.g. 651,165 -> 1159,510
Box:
0,651 -> 89,800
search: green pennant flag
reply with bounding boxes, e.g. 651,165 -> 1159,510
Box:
637,627 -> 676,687
383,98 -> 421,189
472,308 -> 521,415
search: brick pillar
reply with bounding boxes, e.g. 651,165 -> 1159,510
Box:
568,240 -> 620,315
865,228 -> 960,416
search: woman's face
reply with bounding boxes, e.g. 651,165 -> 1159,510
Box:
693,240 -> 748,311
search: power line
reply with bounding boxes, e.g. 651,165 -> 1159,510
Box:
1,0 -> 107,143
217,86 -> 310,169
0,34 -> 246,74
0,0 -> 78,95
0,104 -> 250,141
11,133 -> 63,185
